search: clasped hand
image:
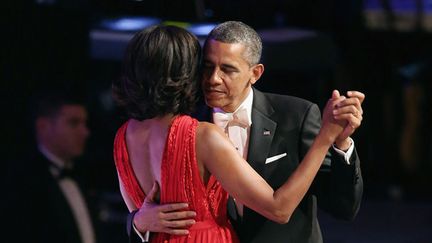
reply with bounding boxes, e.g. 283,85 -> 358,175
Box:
321,90 -> 365,149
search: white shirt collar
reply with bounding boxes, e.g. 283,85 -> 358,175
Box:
213,88 -> 254,126
38,144 -> 71,170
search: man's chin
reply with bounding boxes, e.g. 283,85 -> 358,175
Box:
204,97 -> 223,108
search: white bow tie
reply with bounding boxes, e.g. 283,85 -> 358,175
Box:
213,108 -> 250,130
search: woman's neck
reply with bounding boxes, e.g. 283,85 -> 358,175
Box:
156,114 -> 177,126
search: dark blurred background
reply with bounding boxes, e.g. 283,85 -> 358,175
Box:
3,0 -> 432,242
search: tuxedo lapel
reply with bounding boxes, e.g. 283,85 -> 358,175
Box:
247,88 -> 277,175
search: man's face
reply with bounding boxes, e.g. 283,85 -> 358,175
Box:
202,39 -> 263,112
45,105 -> 90,160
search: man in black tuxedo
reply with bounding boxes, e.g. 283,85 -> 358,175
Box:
4,89 -> 97,243
129,21 -> 364,243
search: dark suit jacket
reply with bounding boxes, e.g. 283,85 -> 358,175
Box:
127,88 -> 363,243
4,149 -> 97,243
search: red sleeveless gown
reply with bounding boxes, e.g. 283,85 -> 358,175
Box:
113,115 -> 239,243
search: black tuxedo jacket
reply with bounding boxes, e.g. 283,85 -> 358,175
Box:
4,149 -> 96,243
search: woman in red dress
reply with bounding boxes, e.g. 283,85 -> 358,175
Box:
112,25 -> 347,243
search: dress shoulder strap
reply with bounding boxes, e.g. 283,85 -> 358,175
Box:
113,121 -> 145,208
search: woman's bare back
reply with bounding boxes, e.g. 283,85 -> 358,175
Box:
125,118 -> 171,196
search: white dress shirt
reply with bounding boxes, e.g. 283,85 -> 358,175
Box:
213,89 -> 253,159
213,90 -> 254,216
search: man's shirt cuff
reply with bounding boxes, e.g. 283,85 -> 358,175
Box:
332,137 -> 354,165
133,224 -> 150,242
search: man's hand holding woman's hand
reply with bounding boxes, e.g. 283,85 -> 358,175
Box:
133,182 -> 196,235
320,90 -> 365,148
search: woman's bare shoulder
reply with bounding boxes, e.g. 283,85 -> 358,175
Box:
196,121 -> 226,141
195,121 -> 233,167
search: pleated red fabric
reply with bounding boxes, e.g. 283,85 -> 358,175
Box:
114,115 -> 239,243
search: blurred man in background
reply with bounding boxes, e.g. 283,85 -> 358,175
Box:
4,88 -> 97,243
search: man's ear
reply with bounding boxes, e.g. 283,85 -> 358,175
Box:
36,117 -> 50,134
250,64 -> 264,85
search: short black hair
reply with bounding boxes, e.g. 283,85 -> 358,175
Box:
31,87 -> 87,121
205,21 -> 262,65
112,25 -> 202,120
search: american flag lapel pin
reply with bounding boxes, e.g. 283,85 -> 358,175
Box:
263,130 -> 271,136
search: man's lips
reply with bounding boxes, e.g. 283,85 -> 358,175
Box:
204,89 -> 225,94
204,90 -> 226,99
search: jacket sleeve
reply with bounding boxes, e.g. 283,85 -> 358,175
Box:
127,210 -> 149,243
299,103 -> 363,220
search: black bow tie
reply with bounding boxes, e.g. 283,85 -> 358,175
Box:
58,168 -> 76,179
50,164 -> 76,180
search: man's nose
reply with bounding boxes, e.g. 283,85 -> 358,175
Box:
206,68 -> 223,85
